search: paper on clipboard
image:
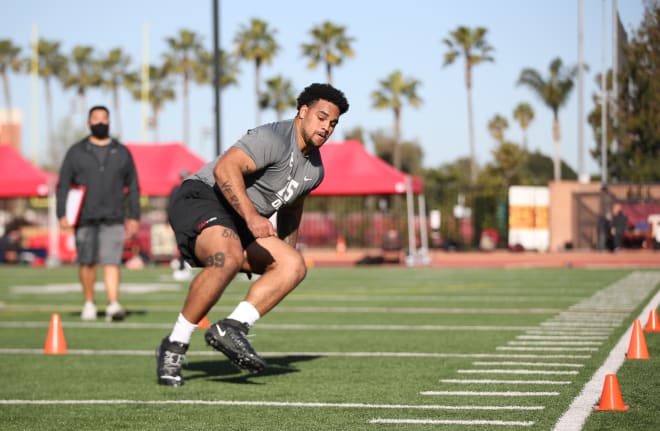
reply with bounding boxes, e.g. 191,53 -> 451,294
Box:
66,186 -> 86,226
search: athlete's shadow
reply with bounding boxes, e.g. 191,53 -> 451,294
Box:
185,355 -> 321,384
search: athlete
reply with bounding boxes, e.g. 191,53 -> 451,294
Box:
156,83 -> 349,386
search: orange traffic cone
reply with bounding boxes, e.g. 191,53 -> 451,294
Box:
593,374 -> 629,411
626,319 -> 649,359
336,236 -> 346,255
197,315 -> 210,329
644,309 -> 660,332
44,313 -> 67,354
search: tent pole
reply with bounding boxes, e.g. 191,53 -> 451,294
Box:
46,177 -> 60,267
418,193 -> 430,265
405,175 -> 416,267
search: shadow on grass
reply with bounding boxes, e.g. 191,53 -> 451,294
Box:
185,355 -> 321,384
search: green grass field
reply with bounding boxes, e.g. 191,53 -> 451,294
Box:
1,265 -> 659,430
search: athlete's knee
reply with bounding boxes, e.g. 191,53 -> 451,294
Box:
280,251 -> 307,284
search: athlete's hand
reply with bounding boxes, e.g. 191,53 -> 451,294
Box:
58,217 -> 71,230
246,214 -> 276,238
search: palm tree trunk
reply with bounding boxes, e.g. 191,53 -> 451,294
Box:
183,74 -> 190,146
254,61 -> 261,126
1,72 -> 15,145
466,82 -> 477,185
553,116 -> 561,182
112,85 -> 122,138
393,109 -> 402,217
153,107 -> 160,143
45,78 -> 55,166
522,127 -> 528,151
326,63 -> 332,85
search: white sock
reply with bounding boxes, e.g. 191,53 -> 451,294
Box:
227,301 -> 261,327
169,313 -> 197,345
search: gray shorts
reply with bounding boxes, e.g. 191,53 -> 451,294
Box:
75,224 -> 125,265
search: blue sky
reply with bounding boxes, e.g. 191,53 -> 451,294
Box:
3,0 -> 647,177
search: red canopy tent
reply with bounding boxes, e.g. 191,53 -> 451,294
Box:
0,145 -> 53,197
311,140 -> 423,195
125,142 -> 207,196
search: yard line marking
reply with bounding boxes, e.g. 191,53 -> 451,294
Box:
471,361 -> 584,367
507,341 -> 603,346
0,321 -> 538,332
458,369 -> 578,375
516,335 -> 608,340
540,322 -> 620,328
497,347 -> 598,352
369,418 -> 534,426
0,399 -> 543,411
525,329 -> 612,336
440,379 -> 571,385
420,391 -> 559,396
553,275 -> 660,431
0,348 -> 591,359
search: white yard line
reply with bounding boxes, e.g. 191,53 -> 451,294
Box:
0,398 -> 543,411
0,321 -> 538,332
0,348 -> 592,359
496,346 -> 598,352
369,418 -> 534,426
471,361 -> 584,367
440,379 -> 571,385
420,391 -> 559,396
458,369 -> 578,376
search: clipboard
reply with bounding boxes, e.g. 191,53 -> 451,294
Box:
66,186 -> 87,226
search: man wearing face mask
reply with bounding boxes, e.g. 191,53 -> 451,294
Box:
56,105 -> 140,321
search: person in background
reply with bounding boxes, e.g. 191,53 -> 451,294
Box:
612,204 -> 628,251
56,105 -> 140,321
156,83 -> 349,386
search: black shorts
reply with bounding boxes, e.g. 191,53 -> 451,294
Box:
168,180 -> 255,267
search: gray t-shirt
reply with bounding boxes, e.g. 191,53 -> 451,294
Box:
191,119 -> 324,217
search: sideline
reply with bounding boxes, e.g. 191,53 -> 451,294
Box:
552,287 -> 660,431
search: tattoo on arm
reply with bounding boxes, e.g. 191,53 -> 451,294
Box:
205,252 -> 226,268
220,181 -> 241,213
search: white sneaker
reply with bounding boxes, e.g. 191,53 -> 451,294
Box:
81,301 -> 97,321
173,268 -> 192,281
105,301 -> 126,322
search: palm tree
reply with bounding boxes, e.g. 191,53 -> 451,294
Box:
371,70 -> 422,172
442,26 -> 495,184
126,64 -> 176,143
36,38 -> 68,163
62,45 -> 101,118
163,29 -> 206,146
196,48 -> 240,89
0,39 -> 23,145
487,114 -> 509,145
233,18 -> 279,125
517,58 -> 577,181
301,21 -> 355,85
99,48 -> 132,138
512,102 -> 535,151
259,75 -> 296,121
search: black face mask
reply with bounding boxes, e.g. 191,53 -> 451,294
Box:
90,123 -> 110,139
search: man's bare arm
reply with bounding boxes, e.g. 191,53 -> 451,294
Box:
277,197 -> 305,247
214,147 -> 275,238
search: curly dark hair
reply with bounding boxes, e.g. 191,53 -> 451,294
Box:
296,83 -> 349,115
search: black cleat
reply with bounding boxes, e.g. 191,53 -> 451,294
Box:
205,318 -> 267,373
156,336 -> 189,387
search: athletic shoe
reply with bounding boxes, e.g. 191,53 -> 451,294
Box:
105,302 -> 126,322
205,318 -> 267,373
81,301 -> 97,321
155,336 -> 188,387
